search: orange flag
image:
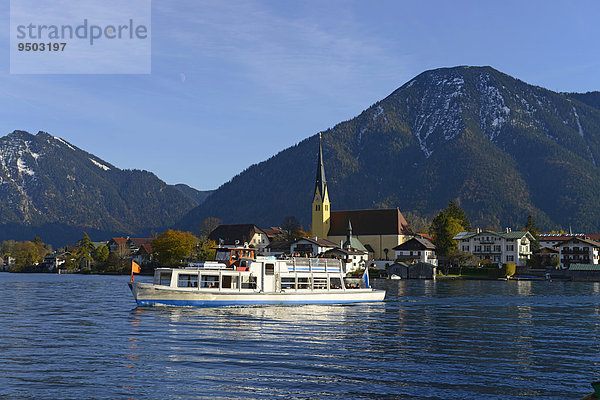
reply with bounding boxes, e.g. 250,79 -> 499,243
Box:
131,261 -> 141,282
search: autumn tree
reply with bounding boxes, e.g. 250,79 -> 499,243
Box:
152,230 -> 198,266
281,216 -> 306,241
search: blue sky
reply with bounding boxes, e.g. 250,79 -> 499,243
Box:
2,0 -> 600,190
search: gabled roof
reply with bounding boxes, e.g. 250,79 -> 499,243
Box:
138,243 -> 153,254
262,227 -> 284,239
110,237 -> 128,245
209,224 -> 266,245
328,208 -> 413,236
393,237 -> 436,251
129,238 -> 153,247
453,230 -> 533,241
364,244 -> 375,253
556,237 -> 600,248
293,237 -> 338,248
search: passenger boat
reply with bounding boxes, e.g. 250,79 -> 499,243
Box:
128,246 -> 386,307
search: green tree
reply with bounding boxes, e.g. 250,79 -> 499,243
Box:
93,244 -> 109,264
524,215 -> 540,252
430,201 -> 471,257
75,232 -> 96,269
152,230 -> 198,266
445,200 -> 472,231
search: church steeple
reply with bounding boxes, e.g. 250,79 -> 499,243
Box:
314,132 -> 327,198
311,133 -> 331,239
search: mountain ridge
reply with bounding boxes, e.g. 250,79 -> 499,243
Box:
0,130 -> 203,245
177,66 -> 600,233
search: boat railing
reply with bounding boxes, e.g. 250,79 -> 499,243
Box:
285,257 -> 341,273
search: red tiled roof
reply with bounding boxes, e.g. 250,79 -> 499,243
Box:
138,243 -> 153,254
111,237 -> 128,245
129,238 -> 153,247
329,208 -> 413,236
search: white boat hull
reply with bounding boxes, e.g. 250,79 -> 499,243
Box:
129,282 -> 386,307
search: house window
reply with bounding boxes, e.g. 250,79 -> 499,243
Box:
507,255 -> 514,261
506,245 -> 514,251
325,205 -> 328,211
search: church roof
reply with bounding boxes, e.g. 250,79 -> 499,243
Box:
314,133 -> 327,198
328,209 -> 413,236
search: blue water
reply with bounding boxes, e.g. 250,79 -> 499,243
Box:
1,273 -> 599,399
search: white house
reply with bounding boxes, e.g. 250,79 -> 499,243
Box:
453,229 -> 534,266
209,224 -> 270,252
393,236 -> 438,266
290,237 -> 338,257
556,237 -> 600,269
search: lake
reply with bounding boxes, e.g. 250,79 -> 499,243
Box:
1,273 -> 599,399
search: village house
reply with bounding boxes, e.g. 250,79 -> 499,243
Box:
393,236 -> 438,266
133,243 -> 154,265
108,237 -> 153,258
290,237 -> 337,257
208,224 -> 270,251
453,228 -> 534,267
555,237 -> 600,269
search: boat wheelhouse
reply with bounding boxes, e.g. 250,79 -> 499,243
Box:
129,246 -> 385,307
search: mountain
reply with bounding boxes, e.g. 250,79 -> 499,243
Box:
178,66 -> 600,232
173,184 -> 213,207
0,131 -> 199,245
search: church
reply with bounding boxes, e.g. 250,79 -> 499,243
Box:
310,134 -> 413,259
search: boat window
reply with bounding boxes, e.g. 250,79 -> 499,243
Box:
158,272 -> 172,286
297,277 -> 309,289
241,275 -> 257,289
222,275 -> 233,289
200,275 -> 220,288
178,274 -> 198,288
265,263 -> 275,276
312,277 -> 327,290
281,277 -> 296,289
330,278 -> 342,289
215,251 -> 230,261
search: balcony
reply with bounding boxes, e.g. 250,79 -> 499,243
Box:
561,249 -> 590,255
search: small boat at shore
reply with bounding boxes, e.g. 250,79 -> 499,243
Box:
128,246 -> 386,307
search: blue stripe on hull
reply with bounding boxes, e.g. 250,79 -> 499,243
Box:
136,299 -> 380,307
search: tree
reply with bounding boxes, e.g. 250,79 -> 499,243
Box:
75,232 -> 96,269
430,201 -> 471,257
524,214 -> 540,252
281,216 -> 306,241
152,230 -> 198,266
12,241 -> 44,271
445,200 -> 472,231
199,217 -> 222,239
446,248 -> 475,267
93,244 -> 109,264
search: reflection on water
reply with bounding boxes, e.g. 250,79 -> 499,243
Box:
1,274 -> 600,399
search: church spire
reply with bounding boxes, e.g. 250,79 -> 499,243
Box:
314,132 -> 327,198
